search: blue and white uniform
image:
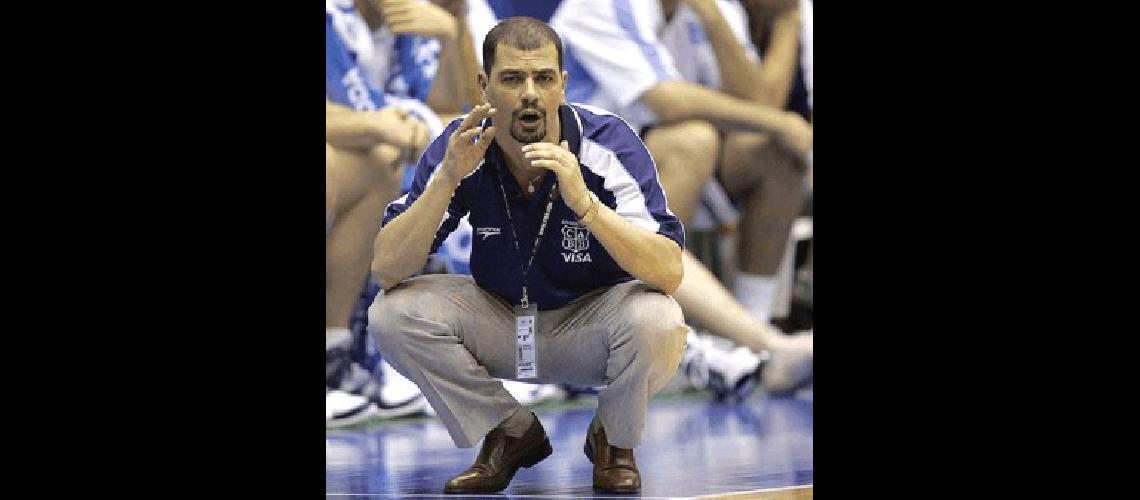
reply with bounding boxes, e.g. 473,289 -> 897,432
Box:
658,0 -> 761,91
383,103 -> 684,310
325,0 -> 444,133
327,0 -> 447,376
550,0 -> 682,133
326,0 -> 437,106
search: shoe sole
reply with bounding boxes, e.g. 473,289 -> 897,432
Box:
372,396 -> 428,419
326,404 -> 378,429
442,438 -> 553,494
593,483 -> 641,494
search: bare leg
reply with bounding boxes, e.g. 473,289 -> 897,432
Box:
642,121 -> 720,228
326,143 -> 404,328
326,144 -> 404,222
674,251 -> 813,392
710,132 -> 805,324
719,132 -> 806,276
673,251 -> 786,354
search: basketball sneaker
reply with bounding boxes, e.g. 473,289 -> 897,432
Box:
326,389 -> 377,428
680,330 -> 766,401
373,360 -> 429,419
501,380 -> 567,407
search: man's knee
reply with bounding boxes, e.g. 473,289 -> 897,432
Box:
754,141 -> 807,187
646,121 -> 720,179
368,275 -> 469,343
721,132 -> 808,193
616,288 -> 688,363
676,121 -> 719,158
367,286 -> 422,354
367,143 -> 404,188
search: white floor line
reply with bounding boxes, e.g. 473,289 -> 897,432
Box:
690,484 -> 814,498
325,495 -> 680,499
325,484 -> 813,499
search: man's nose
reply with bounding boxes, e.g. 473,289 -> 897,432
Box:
522,77 -> 539,99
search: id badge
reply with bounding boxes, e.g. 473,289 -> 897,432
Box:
513,302 -> 538,379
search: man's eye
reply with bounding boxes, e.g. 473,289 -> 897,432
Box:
502,75 -> 519,82
538,74 -> 552,82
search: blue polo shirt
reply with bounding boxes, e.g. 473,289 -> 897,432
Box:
384,103 -> 683,310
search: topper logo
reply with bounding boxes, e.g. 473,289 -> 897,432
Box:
476,227 -> 501,240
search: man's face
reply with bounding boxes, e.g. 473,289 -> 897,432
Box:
481,42 -> 567,144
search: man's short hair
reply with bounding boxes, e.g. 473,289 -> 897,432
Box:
482,16 -> 564,74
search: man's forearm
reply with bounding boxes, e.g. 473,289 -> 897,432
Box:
427,32 -> 464,114
691,4 -> 767,102
371,172 -> 461,289
570,193 -> 683,294
427,3 -> 482,114
641,81 -> 810,158
454,16 -> 484,108
642,80 -> 791,134
755,8 -> 800,108
326,112 -> 388,150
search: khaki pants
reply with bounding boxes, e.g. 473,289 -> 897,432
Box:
368,274 -> 688,449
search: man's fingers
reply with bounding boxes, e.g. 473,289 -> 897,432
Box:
522,149 -> 563,161
455,126 -> 484,144
463,106 -> 496,133
386,12 -> 415,25
522,142 -> 563,150
397,119 -> 420,144
383,2 -> 412,11
476,105 -> 497,122
523,144 -> 572,163
455,107 -> 482,133
528,159 -> 561,171
383,7 -> 413,22
560,140 -> 569,150
380,0 -> 413,13
456,103 -> 492,132
474,126 -> 496,152
387,22 -> 413,34
410,123 -> 428,149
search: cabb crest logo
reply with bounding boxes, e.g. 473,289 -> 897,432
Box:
561,220 -> 592,263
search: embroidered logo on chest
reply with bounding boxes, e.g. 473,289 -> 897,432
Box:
560,220 -> 592,262
476,227 -> 501,240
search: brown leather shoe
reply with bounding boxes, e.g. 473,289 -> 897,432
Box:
583,419 -> 640,493
443,413 -> 552,494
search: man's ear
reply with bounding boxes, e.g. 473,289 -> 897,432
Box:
561,70 -> 569,103
478,72 -> 488,102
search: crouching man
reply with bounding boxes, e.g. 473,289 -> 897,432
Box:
369,16 -> 688,494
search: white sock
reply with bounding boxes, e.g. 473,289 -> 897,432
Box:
734,273 -> 777,325
326,327 -> 352,351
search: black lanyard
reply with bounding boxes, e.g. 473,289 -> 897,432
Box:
495,167 -> 558,309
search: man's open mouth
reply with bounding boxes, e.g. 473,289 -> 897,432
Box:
518,110 -> 543,125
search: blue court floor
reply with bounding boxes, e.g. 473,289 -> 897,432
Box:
326,390 -> 813,498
